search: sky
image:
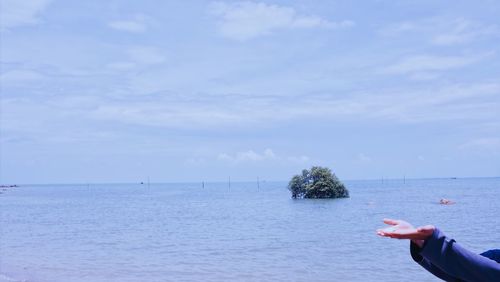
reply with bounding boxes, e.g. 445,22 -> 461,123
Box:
1,0 -> 499,184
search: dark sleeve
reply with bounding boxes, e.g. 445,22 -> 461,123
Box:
410,241 -> 460,281
418,228 -> 500,282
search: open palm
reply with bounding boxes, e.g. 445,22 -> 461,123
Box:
377,218 -> 435,240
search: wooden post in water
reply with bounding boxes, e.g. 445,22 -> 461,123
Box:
88,182 -> 93,197
202,181 -> 205,189
257,177 -> 260,191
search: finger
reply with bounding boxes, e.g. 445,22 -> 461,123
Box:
377,232 -> 396,238
376,229 -> 395,237
383,218 -> 400,226
377,229 -> 391,235
379,226 -> 399,234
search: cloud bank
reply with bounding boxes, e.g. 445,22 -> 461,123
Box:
0,0 -> 52,31
209,1 -> 353,40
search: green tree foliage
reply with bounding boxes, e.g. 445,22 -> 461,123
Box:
288,166 -> 349,199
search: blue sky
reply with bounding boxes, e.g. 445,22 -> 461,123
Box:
1,0 -> 499,184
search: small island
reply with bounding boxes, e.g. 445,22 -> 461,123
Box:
288,166 -> 349,199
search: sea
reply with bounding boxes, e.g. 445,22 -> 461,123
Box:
1,178 -> 499,282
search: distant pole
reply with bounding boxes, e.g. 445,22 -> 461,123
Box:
257,177 -> 260,191
202,181 -> 205,189
88,182 -> 93,196
228,176 -> 231,191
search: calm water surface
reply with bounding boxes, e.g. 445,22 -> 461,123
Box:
1,178 -> 499,281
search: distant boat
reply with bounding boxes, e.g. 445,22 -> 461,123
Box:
451,177 -> 457,179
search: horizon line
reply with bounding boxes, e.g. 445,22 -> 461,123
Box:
3,175 -> 499,186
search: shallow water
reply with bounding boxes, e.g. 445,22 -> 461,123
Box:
1,178 -> 499,281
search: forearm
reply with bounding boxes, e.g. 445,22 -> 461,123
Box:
410,241 -> 460,281
418,228 -> 500,281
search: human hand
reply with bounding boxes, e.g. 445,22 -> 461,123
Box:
377,218 -> 435,241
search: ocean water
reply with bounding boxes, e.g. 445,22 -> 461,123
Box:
0,178 -> 499,282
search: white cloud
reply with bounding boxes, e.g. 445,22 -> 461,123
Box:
42,81 -> 497,129
432,18 -> 499,46
216,149 -> 311,165
0,70 -> 45,84
106,61 -> 137,71
108,15 -> 150,33
108,21 -> 147,33
208,1 -> 353,40
361,82 -> 500,123
380,18 -> 499,46
184,157 -> 207,166
459,138 -> 500,153
380,53 -> 488,75
105,46 -> 166,71
0,0 -> 52,31
218,148 -> 276,162
126,46 -> 166,65
3,70 -> 499,138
